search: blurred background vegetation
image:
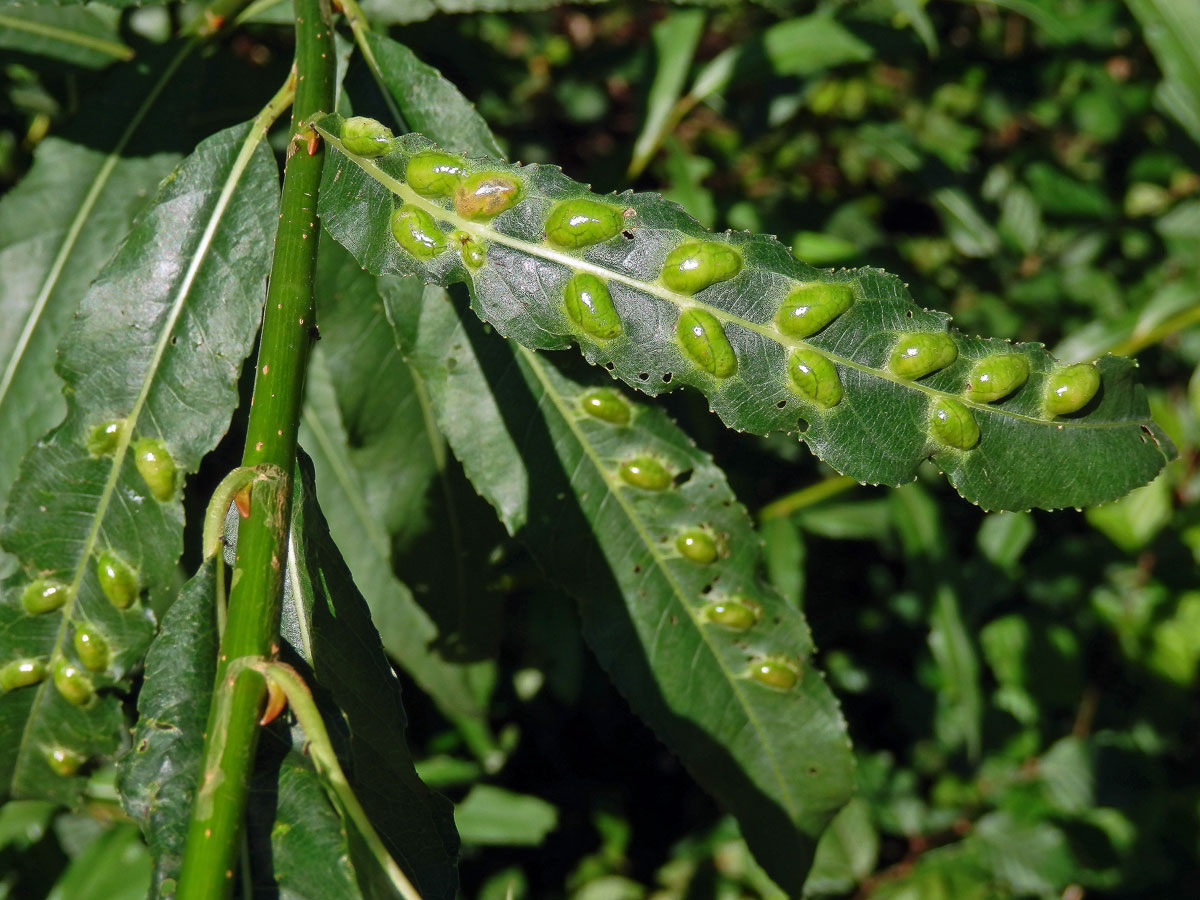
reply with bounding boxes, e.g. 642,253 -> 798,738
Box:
2,1 -> 1198,898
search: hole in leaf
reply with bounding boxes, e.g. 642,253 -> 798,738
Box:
621,229 -> 634,240
673,468 -> 693,488
797,417 -> 809,433
776,400 -> 786,409
700,583 -> 713,595
605,362 -> 615,371
637,372 -> 650,382
662,372 -> 672,383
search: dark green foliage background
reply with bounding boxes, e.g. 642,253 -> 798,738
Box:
0,1 -> 1197,899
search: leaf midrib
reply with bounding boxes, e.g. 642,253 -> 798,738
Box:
316,126 -> 1142,435
9,117 -> 273,793
515,345 -> 799,821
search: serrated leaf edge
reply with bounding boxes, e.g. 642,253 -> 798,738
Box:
313,122 -> 1147,442
516,344 -> 805,820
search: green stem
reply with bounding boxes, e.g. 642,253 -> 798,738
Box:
175,1 -> 333,895
758,474 -> 858,521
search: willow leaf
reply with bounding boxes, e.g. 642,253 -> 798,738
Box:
119,559 -> 372,900
0,6 -> 132,67
118,560 -> 219,895
0,120 -> 278,803
384,283 -> 854,893
282,452 -> 460,900
0,51 -> 196,572
314,115 -> 1172,512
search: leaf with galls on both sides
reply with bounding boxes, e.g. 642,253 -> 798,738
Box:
313,113 -> 1173,512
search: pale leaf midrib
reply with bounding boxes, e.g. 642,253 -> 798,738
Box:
516,345 -> 799,821
316,126 -> 1143,435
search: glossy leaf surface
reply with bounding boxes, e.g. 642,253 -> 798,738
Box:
314,116 -> 1172,511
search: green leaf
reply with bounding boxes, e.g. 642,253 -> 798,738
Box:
0,55 -> 191,573
45,822 -> 151,900
255,751 -> 366,900
454,784 -> 558,847
119,559 -> 370,899
301,239 -> 494,726
761,14 -> 872,77
0,6 -> 132,67
803,797 -> 879,896
364,32 -> 504,158
118,560 -> 219,895
283,452 -> 460,900
313,115 -> 1172,511
0,119 -> 278,804
354,0 -> 605,26
383,283 -> 855,895
1125,0 -> 1200,144
627,7 -> 706,178
9,0 -> 170,7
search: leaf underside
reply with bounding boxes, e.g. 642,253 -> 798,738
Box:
314,116 -> 1172,512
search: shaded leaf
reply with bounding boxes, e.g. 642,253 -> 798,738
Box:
117,560 -> 218,895
283,452 -> 460,900
302,239 -> 494,724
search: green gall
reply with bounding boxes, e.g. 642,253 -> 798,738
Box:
704,597 -> 760,631
786,349 -> 844,409
86,419 -> 123,456
73,625 -> 110,672
544,198 -> 623,249
1045,363 -> 1101,415
97,551 -> 138,609
929,397 -> 980,451
454,172 -> 522,220
53,659 -> 94,706
564,273 -> 622,340
450,230 -> 487,268
406,152 -> 467,197
775,282 -> 854,338
391,206 -> 446,260
580,390 -> 630,426
45,746 -> 86,777
661,241 -> 742,294
967,354 -> 1029,403
133,437 -> 177,502
676,529 -> 718,565
888,332 -> 958,380
676,309 -> 738,378
749,657 -> 801,691
0,658 -> 47,692
21,579 -> 68,615
341,116 -> 393,157
619,456 -> 671,491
